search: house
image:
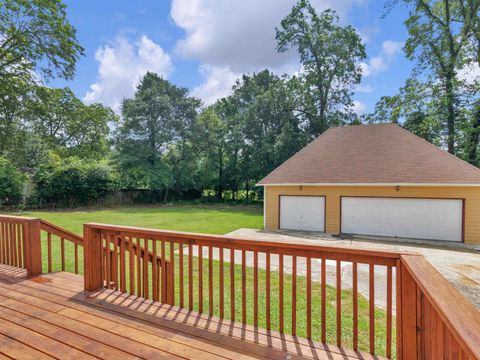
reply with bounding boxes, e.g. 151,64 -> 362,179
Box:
258,123 -> 480,244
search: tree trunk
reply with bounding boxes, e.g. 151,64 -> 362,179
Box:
445,72 -> 456,154
467,102 -> 480,165
217,148 -> 224,201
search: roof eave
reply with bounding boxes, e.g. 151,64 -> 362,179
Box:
256,182 -> 480,187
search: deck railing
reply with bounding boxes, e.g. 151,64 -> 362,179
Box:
399,255 -> 480,360
84,222 -> 405,357
1,215 -> 479,359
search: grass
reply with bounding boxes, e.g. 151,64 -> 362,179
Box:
19,204 -> 263,235
8,205 -> 395,357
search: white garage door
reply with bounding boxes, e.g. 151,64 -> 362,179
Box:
280,196 -> 325,231
341,197 -> 463,242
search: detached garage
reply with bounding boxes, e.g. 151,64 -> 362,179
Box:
258,124 -> 480,245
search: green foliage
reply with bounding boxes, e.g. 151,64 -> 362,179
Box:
25,86 -> 117,160
276,1 -> 366,137
0,156 -> 26,207
0,0 -> 84,81
368,78 -> 445,145
30,156 -> 115,207
114,72 -> 202,193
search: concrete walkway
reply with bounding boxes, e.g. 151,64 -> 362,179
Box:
219,228 -> 480,310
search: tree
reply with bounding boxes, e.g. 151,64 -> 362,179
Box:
402,0 -> 475,154
276,1 -> 366,137
0,0 -> 84,82
0,156 -> 26,207
115,72 -> 201,193
368,78 -> 445,145
25,87 -> 117,159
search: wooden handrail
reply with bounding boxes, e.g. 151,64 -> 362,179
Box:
85,223 -> 409,266
400,255 -> 480,359
40,220 -> 83,245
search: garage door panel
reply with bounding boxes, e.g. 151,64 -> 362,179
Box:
280,196 -> 325,232
341,197 -> 463,242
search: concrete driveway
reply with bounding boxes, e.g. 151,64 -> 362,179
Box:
222,228 -> 480,310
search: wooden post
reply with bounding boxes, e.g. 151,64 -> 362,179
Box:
84,225 -> 103,291
399,258 -> 419,359
163,259 -> 174,305
23,219 -> 42,276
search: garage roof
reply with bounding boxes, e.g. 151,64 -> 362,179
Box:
257,123 -> 480,185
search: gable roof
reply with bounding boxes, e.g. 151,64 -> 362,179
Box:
258,123 -> 480,185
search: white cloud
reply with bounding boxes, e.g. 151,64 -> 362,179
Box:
352,100 -> 366,114
191,65 -> 240,105
361,40 -> 403,77
171,0 -> 364,104
457,62 -> 480,85
356,84 -> 374,93
83,36 -> 173,113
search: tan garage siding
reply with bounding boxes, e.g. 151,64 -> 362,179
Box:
264,185 -> 480,245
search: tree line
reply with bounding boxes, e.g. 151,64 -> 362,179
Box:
0,0 -> 479,208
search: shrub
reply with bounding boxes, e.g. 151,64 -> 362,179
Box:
0,157 -> 26,207
30,157 -> 115,208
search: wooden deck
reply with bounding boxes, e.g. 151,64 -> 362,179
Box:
0,264 -> 380,360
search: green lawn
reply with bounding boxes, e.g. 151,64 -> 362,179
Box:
8,205 -> 394,357
20,204 -> 264,235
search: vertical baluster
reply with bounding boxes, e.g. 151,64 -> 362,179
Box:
208,246 -> 213,315
353,262 -> 358,351
74,242 -> 78,274
7,223 -> 13,266
61,237 -> 65,272
13,223 -> 18,267
387,265 -> 393,359
128,237 -> 134,295
179,243 -> 184,308
0,222 -> 3,264
15,224 -> 21,267
188,243 -> 193,310
19,224 -> 24,268
112,235 -> 118,290
161,240 -> 166,302
5,222 -> 9,265
143,238 -> 149,299
157,259 -> 161,302
152,239 -> 158,301
306,257 -> 312,339
169,241 -> 175,305
321,257 -> 326,343
219,247 -> 224,318
119,236 -> 126,292
253,251 -> 258,328
2,222 -> 5,264
279,254 -> 284,333
198,245 -> 203,313
106,235 -> 111,289
292,255 -> 297,336
241,250 -> 246,324
5,223 -> 9,265
2,222 -> 6,264
266,252 -> 271,330
369,263 -> 375,354
230,249 -> 235,321
336,260 -> 342,346
0,222 -> 4,264
136,238 -> 142,296
47,233 -> 52,273
101,234 -> 106,286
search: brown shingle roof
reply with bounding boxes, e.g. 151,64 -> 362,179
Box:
258,123 -> 480,185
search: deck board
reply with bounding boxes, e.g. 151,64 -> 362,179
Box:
0,265 -> 382,360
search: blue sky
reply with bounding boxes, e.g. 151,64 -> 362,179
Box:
50,0 -> 413,115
